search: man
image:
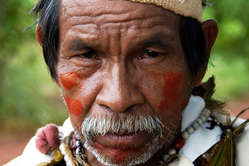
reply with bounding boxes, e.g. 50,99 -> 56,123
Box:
5,0 -> 249,165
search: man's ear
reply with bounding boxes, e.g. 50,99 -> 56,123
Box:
36,24 -> 43,47
202,19 -> 218,58
192,19 -> 218,86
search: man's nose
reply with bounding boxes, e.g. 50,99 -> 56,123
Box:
96,63 -> 144,113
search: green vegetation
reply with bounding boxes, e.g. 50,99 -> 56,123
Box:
203,1 -> 249,99
0,0 -> 249,129
0,0 -> 67,130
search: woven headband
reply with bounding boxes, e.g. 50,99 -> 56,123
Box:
130,0 -> 205,22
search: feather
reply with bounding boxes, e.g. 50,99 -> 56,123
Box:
205,108 -> 249,166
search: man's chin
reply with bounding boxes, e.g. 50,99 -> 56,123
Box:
84,134 -> 164,166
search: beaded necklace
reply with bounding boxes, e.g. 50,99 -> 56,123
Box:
159,108 -> 211,165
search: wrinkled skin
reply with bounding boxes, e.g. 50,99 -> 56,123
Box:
36,0 -> 218,165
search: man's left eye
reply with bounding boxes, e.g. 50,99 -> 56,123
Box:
144,49 -> 160,58
77,50 -> 99,59
137,49 -> 161,60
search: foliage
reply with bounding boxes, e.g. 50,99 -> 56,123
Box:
0,0 -> 34,57
0,0 -> 249,129
203,0 -> 249,100
0,0 -> 67,129
0,42 -> 67,130
204,54 -> 249,100
204,0 -> 249,60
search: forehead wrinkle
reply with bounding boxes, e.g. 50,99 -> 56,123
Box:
61,16 -> 178,44
66,14 -> 172,28
61,0 -> 179,29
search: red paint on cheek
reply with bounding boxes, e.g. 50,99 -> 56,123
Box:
64,96 -> 83,116
59,72 -> 79,90
159,72 -> 183,110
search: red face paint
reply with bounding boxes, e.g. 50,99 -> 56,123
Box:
64,96 -> 83,116
59,72 -> 79,90
159,72 -> 183,110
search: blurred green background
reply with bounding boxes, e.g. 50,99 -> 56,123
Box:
0,0 -> 249,131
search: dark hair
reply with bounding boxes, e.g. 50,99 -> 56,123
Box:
32,0 -> 60,80
179,17 -> 206,76
32,0 -> 206,80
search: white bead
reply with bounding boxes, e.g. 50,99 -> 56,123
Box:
203,109 -> 211,115
205,109 -> 211,113
193,122 -> 200,129
205,111 -> 211,117
201,115 -> 206,121
197,118 -> 203,125
168,149 -> 176,155
182,132 -> 189,139
187,127 -> 194,134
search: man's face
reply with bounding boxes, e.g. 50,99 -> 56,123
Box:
57,0 -> 194,165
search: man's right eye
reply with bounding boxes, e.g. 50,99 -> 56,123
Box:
137,49 -> 162,60
74,50 -> 99,60
143,49 -> 160,58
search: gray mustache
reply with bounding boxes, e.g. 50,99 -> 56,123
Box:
81,115 -> 163,141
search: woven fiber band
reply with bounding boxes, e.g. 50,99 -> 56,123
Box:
130,0 -> 203,21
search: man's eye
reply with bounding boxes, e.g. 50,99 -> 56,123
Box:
75,50 -> 98,59
137,49 -> 160,60
144,49 -> 160,58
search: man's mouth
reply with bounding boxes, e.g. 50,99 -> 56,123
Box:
87,132 -> 152,161
93,132 -> 151,149
82,115 -> 163,164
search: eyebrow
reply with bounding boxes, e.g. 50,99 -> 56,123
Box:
138,35 -> 171,48
67,39 -> 89,51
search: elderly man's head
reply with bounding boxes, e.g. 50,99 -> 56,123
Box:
33,0 -> 218,165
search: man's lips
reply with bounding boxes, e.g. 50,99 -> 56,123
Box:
88,133 -> 152,162
91,132 -> 151,150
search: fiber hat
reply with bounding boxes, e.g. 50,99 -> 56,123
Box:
130,0 -> 206,22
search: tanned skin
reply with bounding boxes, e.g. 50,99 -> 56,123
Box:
36,0 -> 218,165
